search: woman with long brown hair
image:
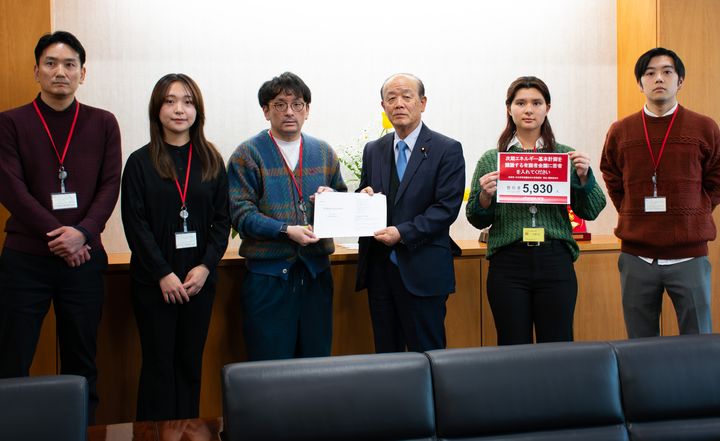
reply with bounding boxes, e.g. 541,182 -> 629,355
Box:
466,76 -> 605,345
121,73 -> 229,420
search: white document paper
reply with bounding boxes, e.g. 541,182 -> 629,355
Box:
313,192 -> 387,238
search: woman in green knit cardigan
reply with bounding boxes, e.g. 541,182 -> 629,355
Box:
466,76 -> 606,345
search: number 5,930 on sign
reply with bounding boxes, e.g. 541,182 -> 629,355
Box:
496,152 -> 571,204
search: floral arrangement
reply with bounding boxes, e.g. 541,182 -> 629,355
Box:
337,112 -> 393,185
337,132 -> 366,183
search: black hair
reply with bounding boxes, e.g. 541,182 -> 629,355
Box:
34,31 -> 86,66
257,72 -> 311,107
634,47 -> 685,82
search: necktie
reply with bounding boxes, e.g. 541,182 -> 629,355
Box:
396,140 -> 409,181
390,140 -> 409,266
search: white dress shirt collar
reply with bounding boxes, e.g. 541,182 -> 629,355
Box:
643,103 -> 678,117
394,122 -> 423,156
507,135 -> 545,151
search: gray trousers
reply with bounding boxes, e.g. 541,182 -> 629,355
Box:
619,252 -> 712,338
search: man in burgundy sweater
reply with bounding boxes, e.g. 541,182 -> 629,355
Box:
601,48 -> 720,338
0,31 -> 121,422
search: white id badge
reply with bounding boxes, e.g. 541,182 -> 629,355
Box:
51,192 -> 78,210
175,231 -> 197,249
644,196 -> 667,213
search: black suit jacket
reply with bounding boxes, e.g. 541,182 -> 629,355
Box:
356,123 -> 465,297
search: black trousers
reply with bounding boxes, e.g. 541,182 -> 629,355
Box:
367,257 -> 448,353
131,278 -> 215,421
487,241 -> 577,345
0,247 -> 106,424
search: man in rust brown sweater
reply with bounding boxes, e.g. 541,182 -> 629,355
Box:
601,47 -> 720,338
0,31 -> 121,422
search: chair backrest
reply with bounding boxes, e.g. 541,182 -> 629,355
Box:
610,334 -> 720,441
0,374 -> 88,441
426,342 -> 629,441
222,352 -> 435,441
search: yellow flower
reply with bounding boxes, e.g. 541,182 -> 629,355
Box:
381,111 -> 393,130
463,188 -> 470,202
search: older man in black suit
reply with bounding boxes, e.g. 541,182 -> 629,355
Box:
356,73 -> 465,352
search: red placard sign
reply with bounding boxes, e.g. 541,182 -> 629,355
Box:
496,152 -> 571,204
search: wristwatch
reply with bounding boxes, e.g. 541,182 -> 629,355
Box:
279,224 -> 289,236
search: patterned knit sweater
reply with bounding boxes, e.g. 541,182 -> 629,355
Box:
466,143 -> 606,261
227,130 -> 346,275
600,106 -> 720,258
0,96 -> 121,255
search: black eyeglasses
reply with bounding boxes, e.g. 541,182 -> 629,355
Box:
271,101 -> 306,112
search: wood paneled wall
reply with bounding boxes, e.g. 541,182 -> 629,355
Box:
3,0 -> 720,424
95,246 -> 486,423
658,0 -> 720,121
657,0 -> 720,334
617,0 -> 720,335
618,0 -> 720,120
0,0 -> 50,109
616,0 -> 657,119
96,241 -> 617,424
0,0 -> 48,237
0,0 -> 55,376
0,0 -> 51,247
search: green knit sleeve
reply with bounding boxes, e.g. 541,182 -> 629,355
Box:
570,167 -> 607,220
554,143 -> 607,221
466,149 -> 498,229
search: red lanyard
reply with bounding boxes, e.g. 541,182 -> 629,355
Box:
33,99 -> 80,168
641,106 -> 679,172
173,143 -> 193,208
268,130 -> 304,201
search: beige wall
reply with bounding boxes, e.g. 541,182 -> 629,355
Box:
53,0 -> 619,250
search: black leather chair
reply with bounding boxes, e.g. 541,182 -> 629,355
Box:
221,352 -> 435,441
426,342 -> 628,440
221,335 -> 720,441
0,374 -> 88,441
611,334 -> 720,441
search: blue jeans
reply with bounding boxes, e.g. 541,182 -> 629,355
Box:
241,264 -> 333,361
